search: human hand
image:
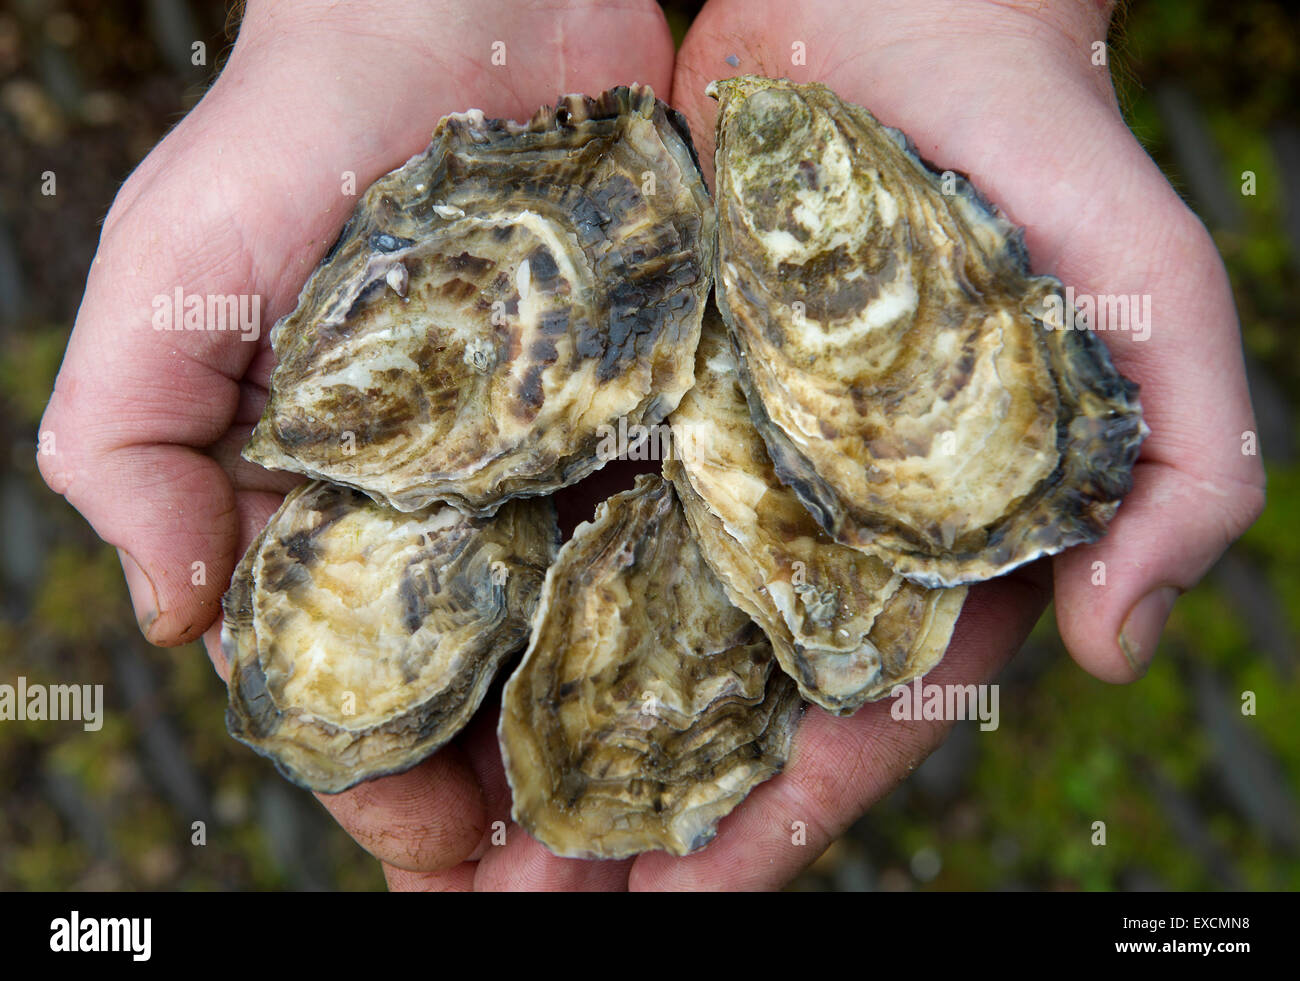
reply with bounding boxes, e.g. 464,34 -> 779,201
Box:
36,0 -> 678,888
41,0 -> 1265,893
625,0 -> 1264,888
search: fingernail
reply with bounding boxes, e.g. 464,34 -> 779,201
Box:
1118,586 -> 1178,677
117,548 -> 160,637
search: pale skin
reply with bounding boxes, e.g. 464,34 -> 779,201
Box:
37,0 -> 1265,890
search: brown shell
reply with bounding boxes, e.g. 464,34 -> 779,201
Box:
223,481 -> 557,793
245,85 -> 714,516
666,308 -> 966,713
710,76 -> 1146,588
498,474 -> 802,858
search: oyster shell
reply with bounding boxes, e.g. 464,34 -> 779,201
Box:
499,473 -> 802,859
224,481 -> 557,793
666,308 -> 967,714
710,76 -> 1146,588
245,85 -> 714,516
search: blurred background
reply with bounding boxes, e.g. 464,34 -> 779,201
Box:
0,0 -> 1296,891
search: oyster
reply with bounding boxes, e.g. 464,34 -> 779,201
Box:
224,480 -> 557,793
710,76 -> 1146,588
245,85 -> 714,516
666,309 -> 967,714
499,474 -> 802,859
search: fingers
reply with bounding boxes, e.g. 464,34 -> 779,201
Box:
62,444 -> 239,646
1051,194 -> 1266,681
628,568 -> 1049,890
473,830 -> 633,891
382,698 -> 637,890
204,596 -> 488,874
314,748 -> 487,873
384,862 -> 477,892
36,134 -> 265,645
383,842 -> 634,892
206,427 -> 305,497
448,699 -> 635,889
1054,459 -> 1264,682
199,487 -> 486,876
207,619 -> 487,875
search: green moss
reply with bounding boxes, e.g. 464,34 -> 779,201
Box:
0,327 -> 68,424
31,545 -> 128,646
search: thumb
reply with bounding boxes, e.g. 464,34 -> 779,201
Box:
37,146 -> 256,647
1052,221 -> 1265,683
1054,459 -> 1264,683
40,404 -> 243,648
